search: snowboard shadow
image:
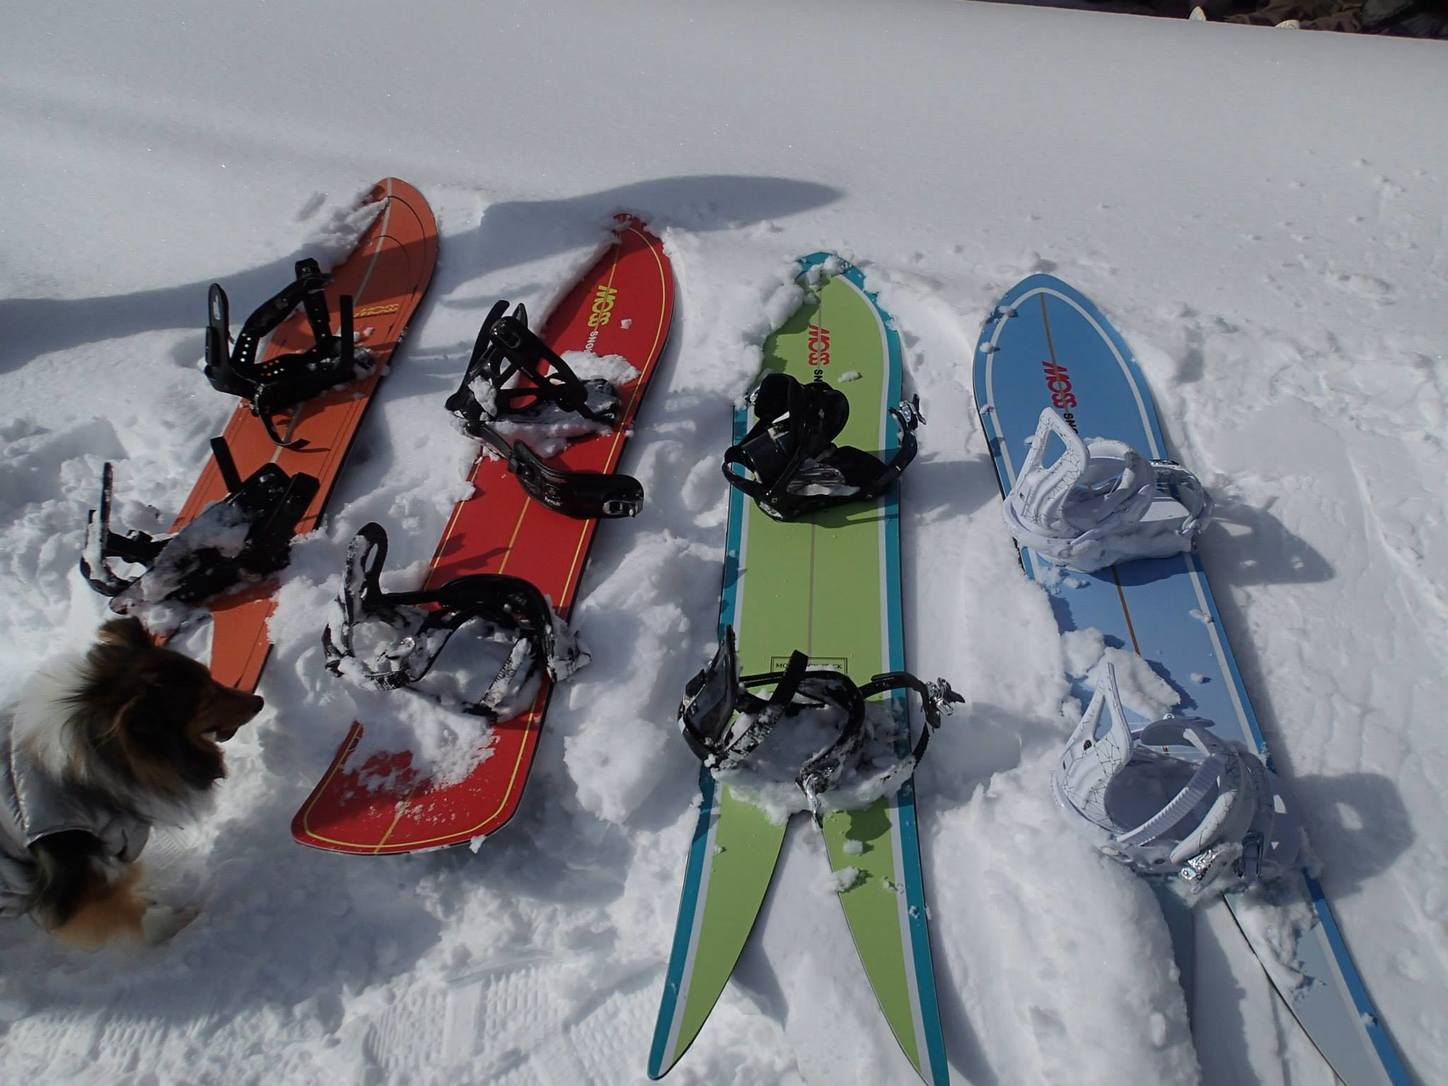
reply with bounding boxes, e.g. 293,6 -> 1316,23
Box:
918,705 -> 1069,1085
1199,499 -> 1334,588
441,174 -> 842,303
0,226 -> 440,380
922,700 -> 1059,808
0,174 -> 841,373
730,925 -> 793,1030
928,918 -> 1002,1086
419,781 -> 638,911
905,450 -> 1006,526
1170,894 -> 1263,1086
0,252 -> 307,375
1289,770 -> 1414,898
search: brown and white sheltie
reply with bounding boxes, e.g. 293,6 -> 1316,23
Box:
0,617 -> 262,945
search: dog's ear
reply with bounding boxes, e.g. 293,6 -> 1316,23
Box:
113,673 -> 227,789
96,617 -> 153,651
114,677 -> 189,742
109,678 -> 195,787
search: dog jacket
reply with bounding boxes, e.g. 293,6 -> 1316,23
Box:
0,709 -> 151,919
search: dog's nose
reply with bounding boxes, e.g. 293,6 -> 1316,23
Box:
245,694 -> 265,718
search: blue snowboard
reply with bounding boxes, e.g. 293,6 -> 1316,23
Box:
972,274 -> 1408,1086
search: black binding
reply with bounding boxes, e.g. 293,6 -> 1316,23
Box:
443,300 -> 643,519
80,437 -> 320,612
677,626 -> 962,802
204,259 -> 361,447
445,300 -> 621,431
722,373 -> 924,521
322,523 -> 585,719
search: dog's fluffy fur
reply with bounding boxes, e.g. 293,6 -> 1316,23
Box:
6,617 -> 261,944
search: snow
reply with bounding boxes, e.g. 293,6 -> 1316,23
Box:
1062,629 -> 1183,720
1,1 -> 1445,1084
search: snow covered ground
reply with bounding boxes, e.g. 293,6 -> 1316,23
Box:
1,1 -> 1445,1082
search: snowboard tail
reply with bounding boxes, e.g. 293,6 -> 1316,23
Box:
651,256 -> 947,1085
651,771 -> 789,1077
174,178 -> 438,692
292,217 -> 674,855
972,274 -> 1408,1086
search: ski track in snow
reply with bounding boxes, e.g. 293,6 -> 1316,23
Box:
1,2 -> 1446,1084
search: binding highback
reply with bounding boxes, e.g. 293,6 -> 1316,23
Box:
204,259 -> 361,447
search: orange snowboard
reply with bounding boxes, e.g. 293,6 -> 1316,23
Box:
292,217 -> 674,854
173,178 -> 437,692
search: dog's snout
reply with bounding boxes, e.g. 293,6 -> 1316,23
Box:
204,687 -> 265,744
228,692 -> 265,730
216,685 -> 264,724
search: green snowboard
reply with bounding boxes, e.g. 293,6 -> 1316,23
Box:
649,255 -> 949,1085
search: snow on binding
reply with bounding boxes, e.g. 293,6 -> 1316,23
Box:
972,273 -> 1408,1086
291,216 -> 674,855
651,255 -> 951,1086
79,178 -> 438,692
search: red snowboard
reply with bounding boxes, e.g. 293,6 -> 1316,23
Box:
173,178 -> 438,692
292,217 -> 674,854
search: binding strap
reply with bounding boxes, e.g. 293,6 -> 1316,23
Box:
80,437 -> 319,612
467,421 -> 644,520
722,372 -> 923,521
678,627 -> 962,804
204,259 -> 361,448
322,523 -> 585,719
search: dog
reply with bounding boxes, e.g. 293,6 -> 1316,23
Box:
0,616 -> 262,945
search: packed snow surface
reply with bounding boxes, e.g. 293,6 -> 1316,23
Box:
1,1 -> 1445,1084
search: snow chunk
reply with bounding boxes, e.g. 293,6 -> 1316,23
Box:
1062,628 -> 1180,721
1230,889 -> 1314,995
1061,628 -> 1106,677
300,187 -> 387,272
560,350 -> 639,390
565,716 -> 669,825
